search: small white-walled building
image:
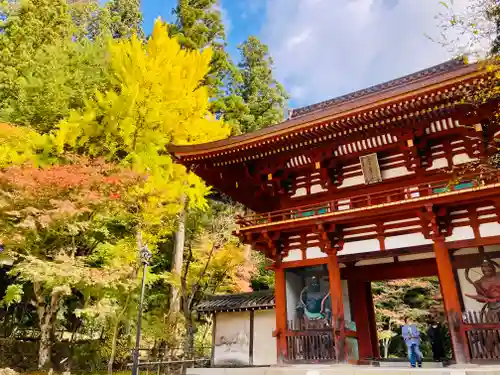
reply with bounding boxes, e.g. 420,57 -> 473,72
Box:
197,290 -> 277,367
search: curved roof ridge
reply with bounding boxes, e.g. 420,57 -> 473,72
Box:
290,59 -> 466,119
168,59 -> 477,157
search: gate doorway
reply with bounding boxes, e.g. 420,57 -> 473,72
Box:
371,277 -> 450,362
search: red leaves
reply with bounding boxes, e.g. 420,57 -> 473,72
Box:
0,157 -> 139,204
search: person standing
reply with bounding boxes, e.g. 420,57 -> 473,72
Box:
427,321 -> 445,362
402,317 -> 423,368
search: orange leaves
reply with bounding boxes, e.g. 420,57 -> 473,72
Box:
0,156 -> 140,204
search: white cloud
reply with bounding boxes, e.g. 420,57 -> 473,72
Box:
286,29 -> 312,50
261,0 -> 474,107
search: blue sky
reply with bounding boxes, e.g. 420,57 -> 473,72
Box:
140,0 -> 471,109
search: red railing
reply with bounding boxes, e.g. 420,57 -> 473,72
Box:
237,173 -> 500,228
463,310 -> 500,360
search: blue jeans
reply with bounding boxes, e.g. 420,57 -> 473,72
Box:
407,343 -> 423,367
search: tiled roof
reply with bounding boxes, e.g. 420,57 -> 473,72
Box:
290,59 -> 466,119
196,290 -> 275,313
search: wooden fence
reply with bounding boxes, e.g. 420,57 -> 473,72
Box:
283,319 -> 358,363
285,331 -> 335,362
463,310 -> 500,360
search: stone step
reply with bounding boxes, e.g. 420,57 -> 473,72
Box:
187,364 -> 500,375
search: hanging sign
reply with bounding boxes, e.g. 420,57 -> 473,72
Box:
359,153 -> 382,184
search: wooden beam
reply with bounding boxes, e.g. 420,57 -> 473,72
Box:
211,312 -> 217,366
274,264 -> 287,363
433,238 -> 470,364
341,258 -> 437,281
326,250 -> 346,363
249,310 -> 254,366
348,280 -> 379,359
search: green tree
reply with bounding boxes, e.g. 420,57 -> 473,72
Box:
174,202 -> 245,354
0,0 -> 73,119
168,0 -> 237,100
372,278 -> 443,358
169,0 -> 237,318
106,0 -> 144,39
0,0 -> 113,133
223,36 -> 289,134
3,39 -> 110,133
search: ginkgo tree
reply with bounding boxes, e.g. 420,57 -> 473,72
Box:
53,19 -> 230,238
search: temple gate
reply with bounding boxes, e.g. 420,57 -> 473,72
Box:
170,60 -> 500,365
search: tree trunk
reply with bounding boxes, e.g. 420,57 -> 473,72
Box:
34,283 -> 59,371
107,320 -> 120,375
170,194 -> 186,316
108,273 -> 133,375
383,339 -> 389,358
39,317 -> 53,370
185,312 -> 195,357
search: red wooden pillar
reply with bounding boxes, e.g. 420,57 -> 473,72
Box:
348,280 -> 380,359
433,238 -> 469,364
327,250 -> 346,362
274,264 -> 287,363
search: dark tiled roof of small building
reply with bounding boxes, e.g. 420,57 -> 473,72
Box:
290,59 -> 466,119
196,290 -> 275,313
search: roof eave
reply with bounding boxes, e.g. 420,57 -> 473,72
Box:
168,61 -> 481,160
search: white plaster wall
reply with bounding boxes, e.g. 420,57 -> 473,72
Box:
426,157 -> 448,171
446,226 -> 475,242
357,258 -> 395,266
398,252 -> 435,261
479,222 -> 500,237
311,184 -> 327,194
385,233 -> 433,250
485,244 -> 500,253
283,249 -> 302,262
339,175 -> 364,188
285,271 -> 302,322
453,153 -> 477,166
214,311 -> 250,366
454,247 -> 479,256
306,246 -> 327,259
340,238 -> 380,255
252,310 -> 277,366
290,187 -> 307,198
381,166 -> 413,179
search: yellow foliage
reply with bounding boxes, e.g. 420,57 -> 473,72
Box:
0,123 -> 46,168
54,19 -> 229,163
51,19 -> 231,234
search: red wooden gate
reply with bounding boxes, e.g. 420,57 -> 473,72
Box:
463,311 -> 500,360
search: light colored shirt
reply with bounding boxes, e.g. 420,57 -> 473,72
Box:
402,324 -> 420,345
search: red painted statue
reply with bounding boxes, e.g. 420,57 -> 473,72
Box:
465,260 -> 500,314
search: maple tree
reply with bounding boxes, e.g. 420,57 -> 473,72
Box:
0,150 -> 142,369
